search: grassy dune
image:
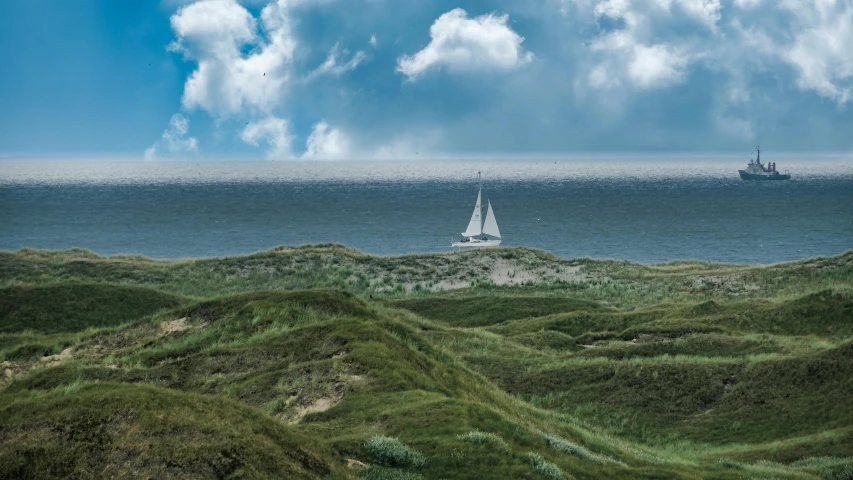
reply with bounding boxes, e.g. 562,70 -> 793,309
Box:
1,245 -> 851,479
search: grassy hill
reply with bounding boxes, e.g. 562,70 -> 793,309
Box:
1,245 -> 851,479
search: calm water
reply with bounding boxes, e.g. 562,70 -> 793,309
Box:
1,158 -> 851,264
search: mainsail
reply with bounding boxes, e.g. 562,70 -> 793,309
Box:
482,200 -> 501,238
462,189 -> 483,237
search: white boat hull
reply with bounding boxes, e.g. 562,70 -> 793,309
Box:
451,239 -> 502,248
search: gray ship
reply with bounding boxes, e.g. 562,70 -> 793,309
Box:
739,145 -> 791,181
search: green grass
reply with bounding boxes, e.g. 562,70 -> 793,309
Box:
0,382 -> 350,479
0,282 -> 185,334
0,245 -> 851,479
387,295 -> 607,327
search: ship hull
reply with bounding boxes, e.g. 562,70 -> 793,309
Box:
738,170 -> 791,181
451,239 -> 502,248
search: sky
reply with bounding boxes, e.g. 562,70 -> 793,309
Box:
1,0 -> 853,160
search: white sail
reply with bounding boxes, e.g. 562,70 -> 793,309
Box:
462,189 -> 482,237
482,200 -> 501,238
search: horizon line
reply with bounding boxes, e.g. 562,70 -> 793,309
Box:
2,151 -> 853,162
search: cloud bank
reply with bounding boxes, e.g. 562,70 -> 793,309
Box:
144,0 -> 853,158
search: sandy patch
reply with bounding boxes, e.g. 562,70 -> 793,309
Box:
160,317 -> 188,334
39,347 -> 73,364
345,374 -> 367,385
488,259 -> 541,286
400,256 -> 589,292
430,279 -> 472,291
0,361 -> 25,388
689,275 -> 759,295
289,397 -> 340,424
345,458 -> 367,469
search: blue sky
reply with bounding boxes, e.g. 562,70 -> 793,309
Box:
1,0 -> 852,159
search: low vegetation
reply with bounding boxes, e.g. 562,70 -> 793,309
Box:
0,244 -> 851,478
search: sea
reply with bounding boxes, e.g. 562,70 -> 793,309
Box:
1,157 -> 851,264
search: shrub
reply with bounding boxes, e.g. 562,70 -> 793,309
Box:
365,436 -> 425,468
527,453 -> 565,479
542,434 -> 592,460
456,429 -> 510,450
537,432 -> 624,466
825,465 -> 853,480
457,430 -> 488,444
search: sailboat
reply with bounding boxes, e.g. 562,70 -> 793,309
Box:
451,172 -> 502,248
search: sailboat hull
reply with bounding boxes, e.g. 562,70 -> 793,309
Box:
451,239 -> 502,248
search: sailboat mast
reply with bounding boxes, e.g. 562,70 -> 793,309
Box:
478,171 -> 483,230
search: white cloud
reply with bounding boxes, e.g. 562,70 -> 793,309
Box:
397,8 -> 533,80
369,33 -> 377,47
144,146 -> 158,161
144,113 -> 199,160
307,43 -> 366,80
168,0 -> 295,119
302,121 -> 350,159
594,0 -> 638,27
628,43 -> 688,87
585,1 -> 698,91
163,113 -> 199,151
783,3 -> 853,104
589,32 -> 689,90
580,0 -> 853,105
240,116 -> 294,159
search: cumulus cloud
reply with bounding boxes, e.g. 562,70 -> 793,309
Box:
240,116 -> 293,159
144,113 -> 199,160
579,0 -> 853,106
590,31 -> 689,89
783,2 -> 853,104
369,34 -> 377,47
628,43 -> 688,88
168,0 -> 295,119
583,0 -> 718,91
397,8 -> 533,80
302,121 -> 350,159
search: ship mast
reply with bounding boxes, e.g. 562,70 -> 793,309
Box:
756,145 -> 760,165
478,171 -> 482,228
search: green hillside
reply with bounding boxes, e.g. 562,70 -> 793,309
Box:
1,246 -> 851,479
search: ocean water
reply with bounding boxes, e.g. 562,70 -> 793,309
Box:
1,158 -> 851,264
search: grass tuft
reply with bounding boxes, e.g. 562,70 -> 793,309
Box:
456,429 -> 510,450
365,436 -> 426,468
527,452 -> 567,479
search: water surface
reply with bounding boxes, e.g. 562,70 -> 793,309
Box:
1,158 -> 851,263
